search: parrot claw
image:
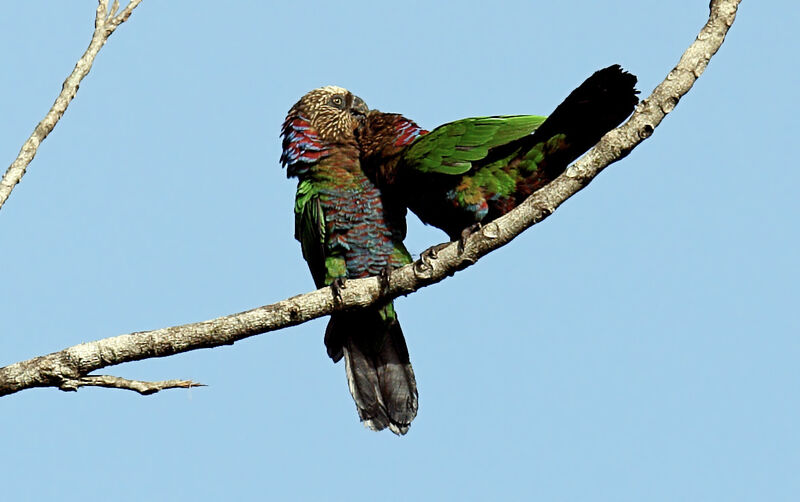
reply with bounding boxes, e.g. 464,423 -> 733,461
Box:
331,277 -> 347,303
421,242 -> 449,268
378,266 -> 392,297
458,223 -> 482,254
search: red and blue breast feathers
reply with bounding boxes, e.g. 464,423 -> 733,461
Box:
320,180 -> 408,279
280,115 -> 330,177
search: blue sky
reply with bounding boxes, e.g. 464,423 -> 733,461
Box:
1,1 -> 797,500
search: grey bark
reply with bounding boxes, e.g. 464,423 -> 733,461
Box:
0,0 -> 742,397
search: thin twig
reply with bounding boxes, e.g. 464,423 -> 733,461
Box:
59,375 -> 204,395
0,0 -> 741,397
0,0 -> 143,211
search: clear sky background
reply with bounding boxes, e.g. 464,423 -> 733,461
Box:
1,1 -> 797,501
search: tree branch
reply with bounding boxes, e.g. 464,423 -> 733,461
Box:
59,375 -> 204,395
0,0 -> 143,212
0,0 -> 741,397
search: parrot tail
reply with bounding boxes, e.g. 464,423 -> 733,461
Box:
527,64 -> 640,180
325,306 -> 418,435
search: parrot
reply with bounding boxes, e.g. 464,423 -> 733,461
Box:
357,65 -> 640,241
280,86 -> 418,435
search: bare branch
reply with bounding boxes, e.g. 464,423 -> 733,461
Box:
0,0 -> 143,212
0,0 -> 741,397
106,0 -> 142,29
59,375 -> 203,395
108,0 -> 122,21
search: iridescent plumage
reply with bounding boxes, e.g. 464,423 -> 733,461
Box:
281,86 -> 418,435
358,65 -> 640,239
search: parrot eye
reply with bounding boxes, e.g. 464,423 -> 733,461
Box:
329,95 -> 345,109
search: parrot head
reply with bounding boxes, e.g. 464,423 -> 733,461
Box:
287,86 -> 368,143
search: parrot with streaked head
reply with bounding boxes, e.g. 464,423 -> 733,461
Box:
281,86 -> 417,435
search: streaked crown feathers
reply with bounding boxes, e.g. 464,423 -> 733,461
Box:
286,85 -> 368,143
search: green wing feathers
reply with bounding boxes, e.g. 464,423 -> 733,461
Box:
363,65 -> 639,239
294,179 -> 340,288
403,115 -> 547,175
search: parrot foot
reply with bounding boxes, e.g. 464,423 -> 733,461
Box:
331,277 -> 347,304
421,243 -> 449,267
378,266 -> 393,297
458,223 -> 482,254
414,243 -> 448,277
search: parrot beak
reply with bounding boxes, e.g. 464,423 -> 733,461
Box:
350,95 -> 369,118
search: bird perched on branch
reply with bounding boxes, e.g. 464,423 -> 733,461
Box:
357,65 -> 639,241
281,66 -> 637,435
281,86 -> 418,435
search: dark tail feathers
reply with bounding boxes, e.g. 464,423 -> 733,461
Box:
325,310 -> 418,435
531,64 -> 639,179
